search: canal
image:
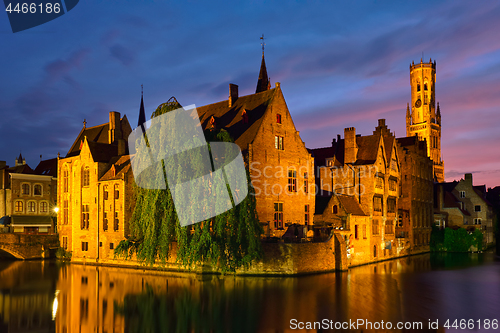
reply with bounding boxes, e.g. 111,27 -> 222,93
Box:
0,252 -> 499,332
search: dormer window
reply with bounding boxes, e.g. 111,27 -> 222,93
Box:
276,114 -> 282,124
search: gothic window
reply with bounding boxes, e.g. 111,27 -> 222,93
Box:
287,170 -> 297,192
373,196 -> 383,212
63,167 -> 69,193
63,200 -> 68,224
424,82 -> 428,91
34,184 -> 42,195
274,203 -> 283,228
82,167 -> 90,187
417,83 -> 421,92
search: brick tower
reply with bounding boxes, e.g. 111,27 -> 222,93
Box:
406,58 -> 444,182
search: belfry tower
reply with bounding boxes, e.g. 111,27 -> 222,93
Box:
406,58 -> 444,182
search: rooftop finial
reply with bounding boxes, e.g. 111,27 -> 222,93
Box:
260,34 -> 266,55
141,84 -> 143,97
83,119 -> 87,129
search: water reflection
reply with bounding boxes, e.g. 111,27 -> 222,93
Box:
0,253 -> 498,332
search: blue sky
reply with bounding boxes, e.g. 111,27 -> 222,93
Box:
1,0 -> 500,187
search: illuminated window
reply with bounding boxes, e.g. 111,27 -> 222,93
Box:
28,201 -> 36,213
40,201 -> 48,213
15,201 -> 23,213
34,184 -> 42,195
274,203 -> 283,228
275,135 -> 284,150
82,167 -> 90,187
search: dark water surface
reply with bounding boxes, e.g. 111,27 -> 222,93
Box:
0,252 -> 499,332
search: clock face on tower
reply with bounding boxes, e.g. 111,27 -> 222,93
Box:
415,99 -> 422,108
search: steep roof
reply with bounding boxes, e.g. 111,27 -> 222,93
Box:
66,115 -> 131,158
100,155 -> 132,181
197,88 -> 276,151
87,141 -> 119,163
337,195 -> 367,216
7,164 -> 33,174
354,135 -> 380,165
34,158 -> 58,177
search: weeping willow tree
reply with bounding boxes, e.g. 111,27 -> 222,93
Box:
115,98 -> 263,272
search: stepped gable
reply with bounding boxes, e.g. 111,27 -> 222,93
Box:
197,88 -> 276,152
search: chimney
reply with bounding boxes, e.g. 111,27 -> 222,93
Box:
344,127 -> 358,164
228,84 -> 238,107
464,173 -> 473,186
109,111 -> 122,144
378,119 -> 386,127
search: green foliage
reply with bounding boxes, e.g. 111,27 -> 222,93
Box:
115,102 -> 263,272
56,247 -> 72,260
431,227 -> 483,252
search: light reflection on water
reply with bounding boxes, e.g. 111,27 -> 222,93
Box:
0,252 -> 498,332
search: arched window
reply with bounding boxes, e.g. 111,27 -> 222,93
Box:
114,184 -> 120,200
22,183 -> 30,195
104,186 -> 109,200
417,83 -> 421,92
28,201 -> 36,213
40,201 -> 48,213
34,184 -> 42,195
63,167 -> 69,193
15,201 -> 23,213
333,205 -> 338,214
82,167 -> 90,187
424,82 -> 428,91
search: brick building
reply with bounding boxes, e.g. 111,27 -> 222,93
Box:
0,155 -> 57,234
311,119 -> 401,262
57,112 -> 134,261
196,53 -> 315,237
396,136 -> 434,253
434,173 -> 495,247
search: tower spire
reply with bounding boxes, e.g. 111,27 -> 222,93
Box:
256,34 -> 270,93
138,84 -> 146,128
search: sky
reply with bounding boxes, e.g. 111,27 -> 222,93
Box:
1,0 -> 500,188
